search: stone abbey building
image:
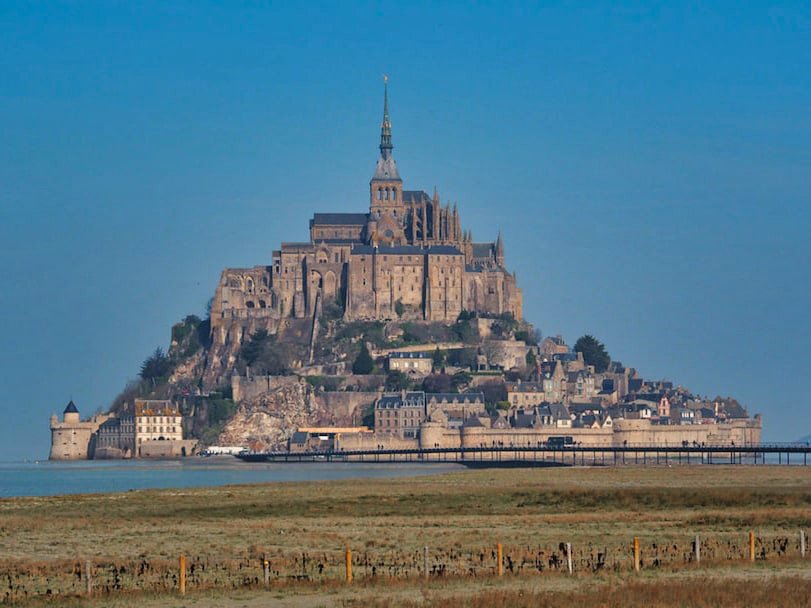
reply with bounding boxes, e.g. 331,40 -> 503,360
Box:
210,83 -> 522,346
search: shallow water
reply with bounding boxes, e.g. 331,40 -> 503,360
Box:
0,458 -> 463,498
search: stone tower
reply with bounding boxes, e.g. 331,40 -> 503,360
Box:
368,77 -> 406,245
49,400 -> 108,460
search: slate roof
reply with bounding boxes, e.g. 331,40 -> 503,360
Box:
290,431 -> 308,445
372,156 -> 401,181
389,351 -> 432,359
568,403 -> 603,415
636,392 -> 664,402
462,416 -> 485,428
312,213 -> 368,226
402,190 -> 430,204
548,403 -> 570,420
64,400 -> 79,414
376,392 -> 426,409
506,382 -> 544,393
425,245 -> 463,255
351,244 -> 462,256
471,243 -> 493,258
512,411 -> 536,429
281,242 -> 315,249
426,392 -> 485,404
313,238 -> 364,244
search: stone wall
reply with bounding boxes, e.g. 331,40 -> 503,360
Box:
346,417 -> 764,453
459,426 -> 614,448
337,432 -> 418,451
612,418 -> 762,446
139,439 -> 198,458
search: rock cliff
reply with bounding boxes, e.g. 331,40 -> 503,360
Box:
217,382 -> 356,451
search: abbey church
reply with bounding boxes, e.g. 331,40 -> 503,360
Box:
210,83 -> 522,346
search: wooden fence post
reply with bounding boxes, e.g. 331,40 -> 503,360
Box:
179,554 -> 186,595
423,546 -> 429,579
801,530 -> 807,558
633,537 -> 640,572
345,546 -> 353,584
565,542 -> 573,574
263,555 -> 270,586
695,534 -> 700,564
749,531 -> 755,562
497,543 -> 503,577
84,559 -> 92,596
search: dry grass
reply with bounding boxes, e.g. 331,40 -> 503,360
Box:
1,466 -> 810,605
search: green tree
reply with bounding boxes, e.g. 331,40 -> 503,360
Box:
140,347 -> 172,381
453,319 -> 478,343
207,398 -> 237,426
352,343 -> 374,375
394,299 -> 405,318
574,334 -> 611,373
525,349 -> 537,368
451,370 -> 472,392
361,403 -> 375,428
385,370 -> 411,391
422,373 -> 452,393
480,380 -> 507,407
432,347 -> 446,371
241,329 -> 269,366
240,330 -> 292,376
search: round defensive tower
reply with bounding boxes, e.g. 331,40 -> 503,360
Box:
49,400 -> 95,460
63,400 -> 80,424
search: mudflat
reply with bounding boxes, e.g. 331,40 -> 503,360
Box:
2,465 -> 810,606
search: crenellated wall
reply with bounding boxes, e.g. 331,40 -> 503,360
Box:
353,417 -> 763,453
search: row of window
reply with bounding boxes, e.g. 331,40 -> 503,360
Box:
138,426 -> 178,434
376,187 -> 399,201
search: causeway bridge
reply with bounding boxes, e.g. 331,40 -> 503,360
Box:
236,443 -> 811,467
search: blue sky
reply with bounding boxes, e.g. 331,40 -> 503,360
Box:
1,2 -> 809,460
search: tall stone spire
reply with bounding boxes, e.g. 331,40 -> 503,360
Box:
380,75 -> 393,159
495,231 -> 505,266
372,75 -> 401,182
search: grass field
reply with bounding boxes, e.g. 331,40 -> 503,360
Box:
1,465 -> 810,606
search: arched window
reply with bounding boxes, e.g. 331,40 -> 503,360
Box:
246,301 -> 255,308
378,188 -> 383,201
258,300 -> 267,308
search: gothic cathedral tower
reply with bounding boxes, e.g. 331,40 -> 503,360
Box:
367,77 -> 407,246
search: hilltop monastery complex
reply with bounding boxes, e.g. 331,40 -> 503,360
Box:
209,80 -> 522,350
49,83 -> 762,459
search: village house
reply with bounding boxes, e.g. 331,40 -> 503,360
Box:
375,391 -> 486,437
387,351 -> 433,375
506,380 -> 545,408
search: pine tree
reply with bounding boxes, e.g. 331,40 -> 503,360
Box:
352,343 -> 374,375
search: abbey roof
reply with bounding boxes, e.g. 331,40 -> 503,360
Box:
311,213 -> 368,226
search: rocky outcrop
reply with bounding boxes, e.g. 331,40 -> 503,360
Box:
217,382 -> 357,451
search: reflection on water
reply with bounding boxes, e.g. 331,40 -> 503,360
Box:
0,458 -> 463,498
